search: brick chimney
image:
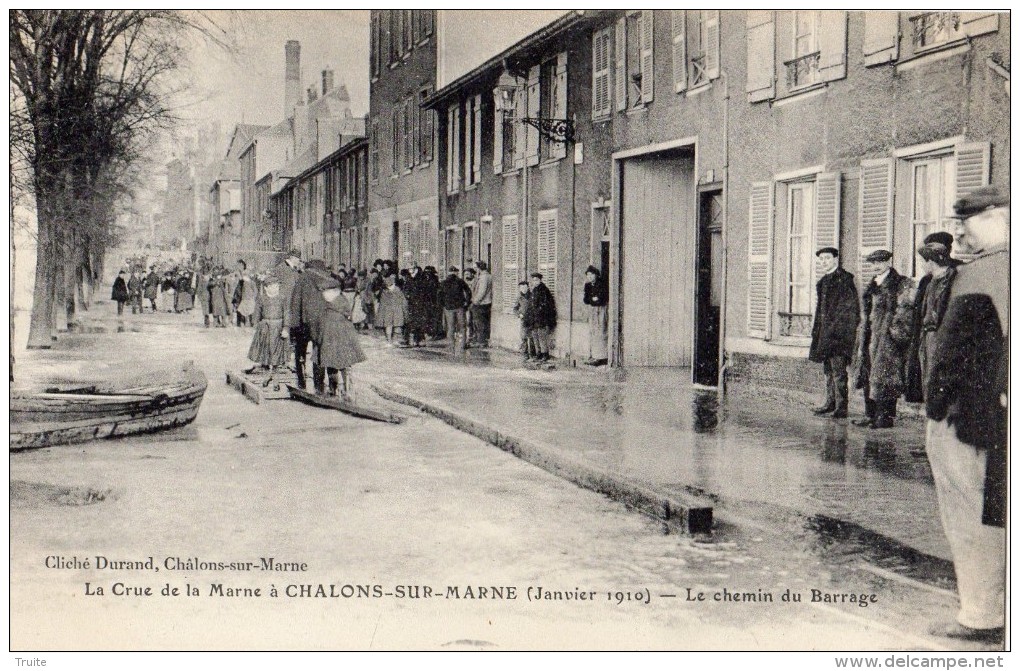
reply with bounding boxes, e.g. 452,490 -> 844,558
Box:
321,68 -> 335,96
284,40 -> 301,119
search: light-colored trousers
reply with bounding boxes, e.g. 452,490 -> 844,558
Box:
926,419 -> 1005,629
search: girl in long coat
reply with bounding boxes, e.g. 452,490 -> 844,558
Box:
315,277 -> 366,398
247,275 -> 287,370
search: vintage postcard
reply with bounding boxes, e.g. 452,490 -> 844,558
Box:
9,9 -> 1010,659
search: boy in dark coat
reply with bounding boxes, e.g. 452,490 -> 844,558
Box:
808,248 -> 859,418
524,272 -> 557,362
111,271 -> 129,315
439,266 -> 472,347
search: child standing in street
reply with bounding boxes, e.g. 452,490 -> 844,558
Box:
512,280 -> 535,361
247,274 -> 287,372
315,276 -> 366,398
377,273 -> 408,344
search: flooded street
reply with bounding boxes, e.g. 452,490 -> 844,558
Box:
9,304 -> 981,650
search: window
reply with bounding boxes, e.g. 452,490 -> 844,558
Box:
620,11 -> 653,108
419,87 -> 435,164
908,154 -> 956,277
446,103 -> 461,193
492,85 -> 521,174
402,100 -> 413,171
910,12 -> 962,50
389,11 -> 400,64
538,55 -> 567,162
370,117 -> 379,181
413,10 -> 434,42
687,11 -> 719,88
786,182 -> 815,318
787,11 -> 820,89
370,12 -> 381,78
358,150 -> 367,206
591,27 -> 612,117
391,107 -> 400,175
464,94 -> 481,185
402,9 -> 413,55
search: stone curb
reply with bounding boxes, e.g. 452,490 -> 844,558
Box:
370,382 -> 714,535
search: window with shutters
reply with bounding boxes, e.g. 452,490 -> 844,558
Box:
538,54 -> 567,162
370,117 -> 380,182
391,107 -> 400,175
786,182 -> 815,325
418,87 -> 434,165
501,214 -> 520,313
786,11 -> 820,89
402,9 -> 413,55
910,12 -> 963,50
464,94 -> 481,186
624,12 -> 653,108
370,12 -> 381,79
537,209 -> 558,295
389,11 -> 399,65
402,99 -> 413,171
908,154 -> 956,277
686,11 -> 720,89
591,27 -> 612,118
446,104 -> 461,194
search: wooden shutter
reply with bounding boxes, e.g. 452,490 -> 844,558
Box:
404,101 -> 414,170
551,53 -> 568,160
492,96 -> 503,175
592,27 -> 612,117
863,11 -> 899,66
411,97 -> 421,167
746,11 -> 775,103
472,94 -> 482,183
671,10 -> 687,93
818,11 -> 847,82
501,215 -> 520,313
639,11 -> 654,103
463,97 -> 472,185
747,181 -> 774,339
813,172 -> 842,279
526,65 -> 541,167
615,17 -> 628,111
858,158 -> 895,283
421,88 -> 434,164
704,10 -> 720,80
955,142 -> 991,199
513,87 -> 526,170
391,107 -> 400,174
537,209 -> 558,295
399,221 -> 410,264
961,12 -> 999,38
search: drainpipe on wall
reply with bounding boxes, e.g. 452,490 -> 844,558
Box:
566,127 -> 577,363
717,68 -> 730,393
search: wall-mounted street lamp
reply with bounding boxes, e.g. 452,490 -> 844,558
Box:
494,70 -> 575,144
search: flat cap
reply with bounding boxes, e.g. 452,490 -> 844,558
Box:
865,249 -> 893,262
815,247 -> 839,257
917,242 -> 950,263
923,231 -> 955,248
951,185 -> 1009,218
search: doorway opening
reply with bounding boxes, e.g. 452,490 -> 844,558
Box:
694,188 -> 723,386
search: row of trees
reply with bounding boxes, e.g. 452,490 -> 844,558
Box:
10,10 -> 224,351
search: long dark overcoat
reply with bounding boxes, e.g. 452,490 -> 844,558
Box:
808,266 -> 860,362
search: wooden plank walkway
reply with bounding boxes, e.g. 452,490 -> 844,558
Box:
225,369 -> 296,404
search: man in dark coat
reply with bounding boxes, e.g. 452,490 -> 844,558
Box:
287,258 -> 329,393
852,249 -> 916,428
403,266 -> 429,346
144,266 -> 160,312
914,242 -> 958,402
904,231 -> 963,403
808,247 -> 859,418
924,186 -> 1007,643
524,272 -> 557,362
111,271 -> 129,315
439,266 -> 472,347
582,265 -> 609,366
127,270 -> 144,314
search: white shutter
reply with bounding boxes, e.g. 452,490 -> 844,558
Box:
955,142 -> 991,199
399,220 -> 411,264
501,215 -> 520,313
863,11 -> 899,66
615,17 -> 628,111
551,53 -> 568,160
451,104 -> 461,190
747,181 -> 774,339
813,172 -> 842,279
513,87 -> 526,170
463,97 -> 472,185
671,10 -> 687,94
421,215 -> 436,266
446,105 -> 456,193
858,158 -> 895,284
818,11 -> 847,82
961,12 -> 999,38
537,209 -> 558,295
592,28 -> 612,117
472,94 -> 482,183
704,10 -> 720,80
639,11 -> 654,103
526,65 -> 541,167
746,11 -> 775,103
492,96 -> 503,174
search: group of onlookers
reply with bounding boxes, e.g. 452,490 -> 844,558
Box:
111,264 -> 199,316
808,185 -> 1008,644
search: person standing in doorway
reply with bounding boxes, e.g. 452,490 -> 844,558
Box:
470,261 -> 493,348
852,250 -> 916,429
924,185 -> 1007,644
582,265 -> 609,366
808,248 -> 859,419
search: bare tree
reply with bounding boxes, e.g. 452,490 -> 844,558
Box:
10,10 -> 227,351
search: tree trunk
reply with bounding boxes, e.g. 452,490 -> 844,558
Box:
26,208 -> 56,349
52,226 -> 68,333
10,169 -> 16,381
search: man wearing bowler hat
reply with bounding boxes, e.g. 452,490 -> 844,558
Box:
808,247 -> 859,418
853,249 -> 916,428
924,185 -> 1007,643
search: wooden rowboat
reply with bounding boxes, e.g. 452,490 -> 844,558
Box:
10,363 -> 208,451
286,384 -> 405,424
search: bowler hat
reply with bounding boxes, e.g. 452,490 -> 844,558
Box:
865,249 -> 893,262
815,247 -> 839,258
951,185 -> 1009,218
923,231 -> 955,248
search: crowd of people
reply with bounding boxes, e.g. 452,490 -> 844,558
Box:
808,185 -> 1008,644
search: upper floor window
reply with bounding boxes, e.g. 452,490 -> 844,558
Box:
787,10 -> 820,89
910,12 -> 962,50
370,12 -> 381,79
616,11 -> 653,110
370,117 -> 380,182
591,26 -> 612,118
671,10 -> 720,94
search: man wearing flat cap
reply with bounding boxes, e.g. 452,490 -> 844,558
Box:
904,232 -> 962,403
808,247 -> 859,418
439,266 -> 472,348
287,258 -> 330,393
852,249 -> 916,428
924,185 -> 1008,643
